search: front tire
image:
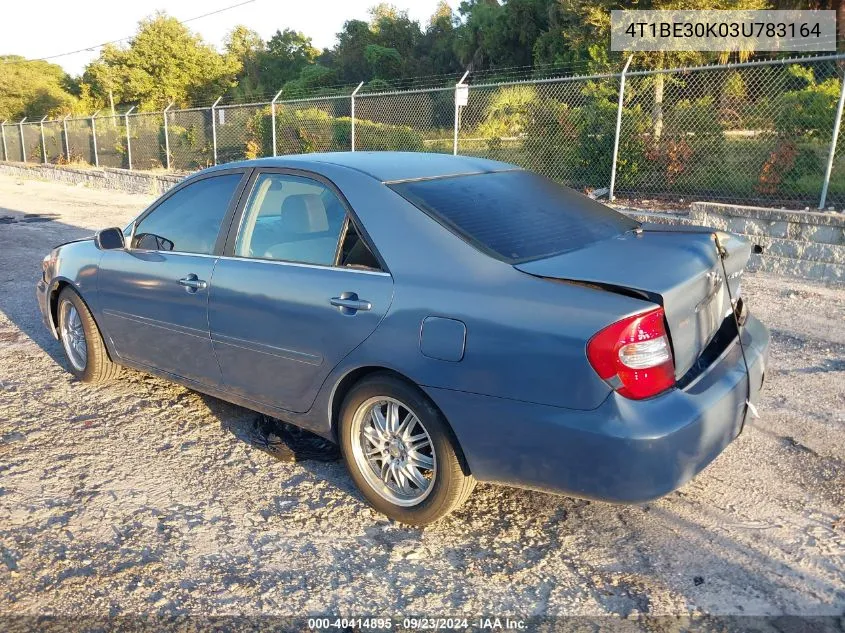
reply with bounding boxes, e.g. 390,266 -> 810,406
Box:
339,374 -> 475,525
57,287 -> 120,383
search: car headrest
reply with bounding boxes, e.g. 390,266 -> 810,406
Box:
281,194 -> 328,233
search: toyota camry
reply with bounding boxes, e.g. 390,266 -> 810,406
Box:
37,152 -> 769,525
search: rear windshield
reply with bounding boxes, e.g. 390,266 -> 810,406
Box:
390,170 -> 638,263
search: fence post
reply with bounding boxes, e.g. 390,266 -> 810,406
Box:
124,106 -> 136,170
210,97 -> 222,165
91,110 -> 100,167
163,102 -> 174,170
819,72 -> 845,209
19,117 -> 27,163
350,82 -> 364,152
40,116 -> 48,164
271,89 -> 283,157
1,121 -> 7,162
62,115 -> 71,161
453,70 -> 470,156
609,55 -> 634,202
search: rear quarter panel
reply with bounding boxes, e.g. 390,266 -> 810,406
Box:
315,165 -> 659,413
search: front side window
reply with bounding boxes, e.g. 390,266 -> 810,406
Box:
234,173 -> 348,266
132,173 -> 243,254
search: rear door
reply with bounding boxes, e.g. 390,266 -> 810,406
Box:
97,170 -> 248,387
208,169 -> 393,413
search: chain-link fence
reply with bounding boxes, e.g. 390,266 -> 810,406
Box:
93,114 -> 125,169
43,120 -> 64,163
459,75 -> 622,192
272,96 -> 351,155
2,53 -> 844,209
21,122 -> 41,164
2,124 -> 23,162
615,56 -> 845,207
128,111 -> 165,170
166,107 -> 213,171
355,88 -> 454,153
214,103 -> 263,164
65,117 -> 94,165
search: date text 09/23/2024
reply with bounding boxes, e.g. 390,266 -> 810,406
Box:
307,617 -> 527,630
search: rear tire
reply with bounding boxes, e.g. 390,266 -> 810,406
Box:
57,287 -> 120,383
339,373 -> 475,525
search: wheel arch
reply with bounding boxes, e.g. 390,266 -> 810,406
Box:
328,365 -> 472,476
48,279 -> 73,333
51,280 -> 117,363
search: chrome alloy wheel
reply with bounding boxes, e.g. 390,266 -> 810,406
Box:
350,396 -> 436,506
59,300 -> 87,372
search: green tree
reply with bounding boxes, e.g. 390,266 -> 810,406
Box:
82,13 -> 238,110
0,56 -> 77,120
455,0 -> 504,69
260,29 -> 319,89
365,44 -> 403,79
334,20 -> 376,82
420,1 -> 462,76
281,65 -> 338,97
370,5 -> 424,76
225,25 -> 266,100
561,0 -> 768,139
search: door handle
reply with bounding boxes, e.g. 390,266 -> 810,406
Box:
330,292 -> 372,314
178,274 -> 207,293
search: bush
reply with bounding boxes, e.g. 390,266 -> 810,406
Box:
664,96 -> 723,138
333,118 -> 424,151
759,66 -> 840,190
644,96 -> 724,185
773,68 -> 840,139
167,122 -> 211,170
522,93 -> 649,188
475,85 -> 538,146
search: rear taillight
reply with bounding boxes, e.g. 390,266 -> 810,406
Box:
586,307 -> 675,400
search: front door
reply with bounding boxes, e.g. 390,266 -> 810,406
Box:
97,171 -> 246,387
208,170 -> 393,413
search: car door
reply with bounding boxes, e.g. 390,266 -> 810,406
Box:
97,170 -> 248,387
208,169 -> 394,413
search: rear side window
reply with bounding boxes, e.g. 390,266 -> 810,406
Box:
390,170 -> 638,263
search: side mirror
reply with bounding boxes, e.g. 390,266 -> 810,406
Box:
95,227 -> 125,250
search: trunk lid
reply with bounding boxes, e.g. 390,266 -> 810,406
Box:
514,226 -> 751,378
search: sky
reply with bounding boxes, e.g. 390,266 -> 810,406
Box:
1,0 -> 460,76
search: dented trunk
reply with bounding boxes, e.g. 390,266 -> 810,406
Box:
514,226 -> 751,379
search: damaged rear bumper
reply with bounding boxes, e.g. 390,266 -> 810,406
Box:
425,313 -> 769,503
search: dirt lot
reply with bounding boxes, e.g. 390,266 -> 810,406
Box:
0,175 -> 843,620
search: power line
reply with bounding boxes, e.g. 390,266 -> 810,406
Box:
0,0 -> 257,66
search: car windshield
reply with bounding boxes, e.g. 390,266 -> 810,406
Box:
390,170 -> 638,263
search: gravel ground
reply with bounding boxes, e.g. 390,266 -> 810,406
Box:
0,175 -> 843,620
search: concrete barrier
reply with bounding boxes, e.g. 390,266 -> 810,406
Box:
0,162 -> 182,196
2,161 -> 842,284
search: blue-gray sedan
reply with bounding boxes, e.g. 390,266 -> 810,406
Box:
37,152 -> 769,524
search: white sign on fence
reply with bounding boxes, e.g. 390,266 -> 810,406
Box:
456,85 -> 469,107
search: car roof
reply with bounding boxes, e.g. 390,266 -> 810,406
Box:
200,152 -> 520,183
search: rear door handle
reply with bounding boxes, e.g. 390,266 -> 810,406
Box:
179,274 -> 207,293
330,292 -> 371,314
